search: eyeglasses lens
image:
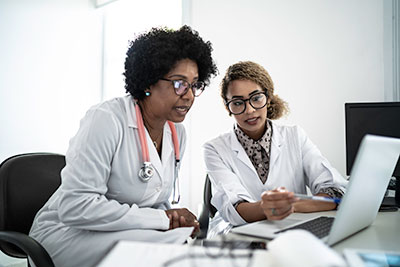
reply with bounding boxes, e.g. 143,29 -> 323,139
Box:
227,93 -> 267,114
250,93 -> 267,108
173,80 -> 205,97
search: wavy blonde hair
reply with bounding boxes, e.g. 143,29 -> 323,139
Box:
220,61 -> 288,120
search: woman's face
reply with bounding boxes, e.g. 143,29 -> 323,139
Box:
145,58 -> 198,123
226,79 -> 268,140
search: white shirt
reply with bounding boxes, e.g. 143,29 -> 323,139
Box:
203,121 -> 347,226
29,95 -> 189,267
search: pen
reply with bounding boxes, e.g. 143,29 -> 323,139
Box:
294,193 -> 341,204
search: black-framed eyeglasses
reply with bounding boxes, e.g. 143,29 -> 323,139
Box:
225,91 -> 268,115
160,78 -> 205,97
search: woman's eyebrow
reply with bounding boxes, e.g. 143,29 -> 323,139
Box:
167,74 -> 199,80
248,89 -> 262,96
231,89 -> 262,99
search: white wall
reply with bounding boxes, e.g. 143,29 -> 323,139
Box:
182,0 -> 387,214
0,0 -> 102,265
0,0 -> 391,240
0,0 -> 103,162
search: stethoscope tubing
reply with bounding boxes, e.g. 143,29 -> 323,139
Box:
135,102 -> 180,199
135,102 -> 151,162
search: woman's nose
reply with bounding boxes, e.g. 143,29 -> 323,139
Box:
181,87 -> 195,100
245,101 -> 256,113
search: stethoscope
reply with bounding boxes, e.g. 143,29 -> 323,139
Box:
135,102 -> 181,204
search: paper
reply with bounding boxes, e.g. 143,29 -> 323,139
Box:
97,238 -> 270,267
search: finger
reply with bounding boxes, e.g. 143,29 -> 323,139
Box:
274,206 -> 293,220
172,211 -> 180,229
173,210 -> 179,220
179,216 -> 186,227
183,209 -> 197,221
273,198 -> 297,208
261,198 -> 295,213
194,220 -> 200,232
262,190 -> 295,201
267,205 -> 293,220
190,220 -> 200,238
168,214 -> 172,229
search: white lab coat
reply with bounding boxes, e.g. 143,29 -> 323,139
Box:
29,95 -> 191,267
203,121 -> 347,227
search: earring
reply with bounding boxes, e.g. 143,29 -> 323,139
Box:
145,91 -> 151,96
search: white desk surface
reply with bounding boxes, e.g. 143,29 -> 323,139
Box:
96,240 -> 273,267
96,210 -> 400,266
226,209 -> 400,253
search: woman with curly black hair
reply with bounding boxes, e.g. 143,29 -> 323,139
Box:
29,26 -> 217,267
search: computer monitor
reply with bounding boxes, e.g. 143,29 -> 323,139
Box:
345,102 -> 400,206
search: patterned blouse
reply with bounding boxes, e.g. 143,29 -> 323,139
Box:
234,121 -> 343,198
234,121 -> 272,184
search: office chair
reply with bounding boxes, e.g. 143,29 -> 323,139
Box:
0,153 -> 65,267
197,174 -> 218,239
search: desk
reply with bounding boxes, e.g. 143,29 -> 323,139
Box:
96,240 -> 273,267
225,210 -> 400,253
96,210 -> 399,266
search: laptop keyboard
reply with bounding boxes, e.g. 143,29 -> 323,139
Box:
274,216 -> 335,239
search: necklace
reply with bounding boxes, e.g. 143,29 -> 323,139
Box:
152,129 -> 163,149
139,106 -> 163,149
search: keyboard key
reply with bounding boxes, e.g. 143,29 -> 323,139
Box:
274,216 -> 334,238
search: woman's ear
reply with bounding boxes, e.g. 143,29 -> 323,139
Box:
267,97 -> 272,107
223,100 -> 232,116
144,89 -> 151,97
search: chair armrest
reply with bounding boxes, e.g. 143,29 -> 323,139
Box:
0,231 -> 54,267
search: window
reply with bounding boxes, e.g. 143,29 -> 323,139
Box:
101,0 -> 182,100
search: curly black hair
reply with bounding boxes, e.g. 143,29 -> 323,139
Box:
123,25 -> 218,100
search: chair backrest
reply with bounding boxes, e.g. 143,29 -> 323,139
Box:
204,174 -> 217,218
0,153 -> 65,257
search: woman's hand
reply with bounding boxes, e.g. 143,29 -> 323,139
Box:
292,193 -> 337,213
165,208 -> 200,238
260,187 -> 296,220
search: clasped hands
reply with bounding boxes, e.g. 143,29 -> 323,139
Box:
165,208 -> 200,238
260,187 -> 297,220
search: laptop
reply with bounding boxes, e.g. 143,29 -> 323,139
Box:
231,134 -> 400,246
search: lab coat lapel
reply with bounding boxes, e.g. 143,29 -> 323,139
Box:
229,130 -> 259,177
161,125 -> 174,172
270,122 -> 283,168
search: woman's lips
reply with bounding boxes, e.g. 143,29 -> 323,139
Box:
175,106 -> 190,116
245,117 -> 259,125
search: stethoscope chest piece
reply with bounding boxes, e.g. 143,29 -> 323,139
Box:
139,162 -> 154,182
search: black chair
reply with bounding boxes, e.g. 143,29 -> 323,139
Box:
197,174 -> 218,239
0,153 -> 65,267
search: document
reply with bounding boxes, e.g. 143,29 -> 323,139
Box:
96,239 -> 270,267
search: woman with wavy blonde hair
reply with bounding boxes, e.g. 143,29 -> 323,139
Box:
203,61 -> 346,233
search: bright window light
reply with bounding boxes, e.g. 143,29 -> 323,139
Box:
102,0 -> 182,100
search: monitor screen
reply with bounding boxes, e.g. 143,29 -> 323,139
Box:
345,102 -> 400,177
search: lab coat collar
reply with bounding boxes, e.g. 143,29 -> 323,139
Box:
230,129 -> 259,177
125,95 -> 138,129
229,121 -> 285,178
